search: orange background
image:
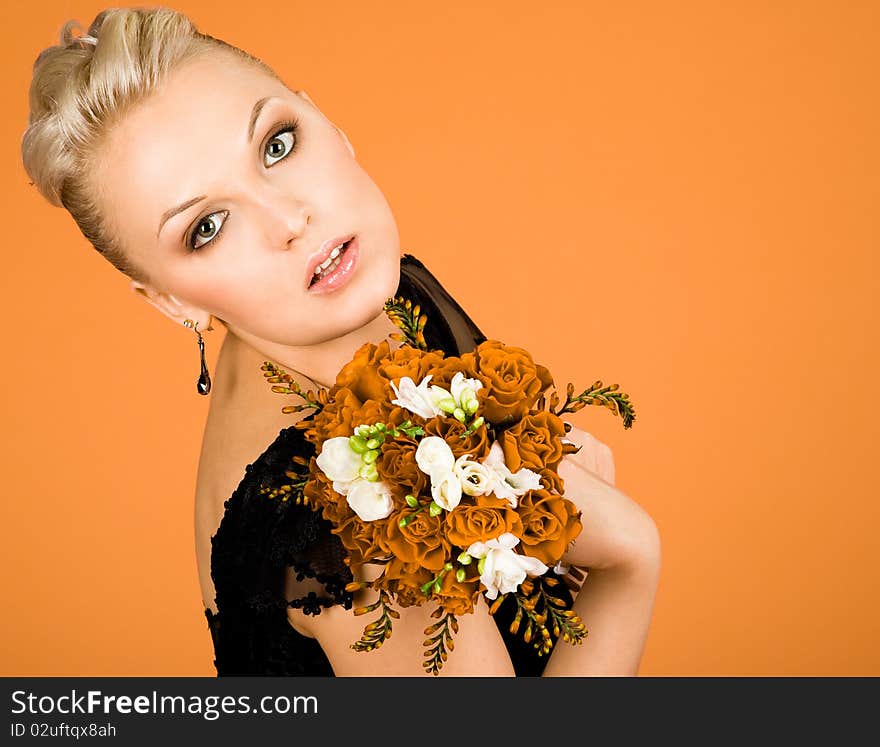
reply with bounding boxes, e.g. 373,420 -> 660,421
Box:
2,1 -> 877,676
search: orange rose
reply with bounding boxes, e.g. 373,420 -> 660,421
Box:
471,340 -> 555,426
498,411 -> 567,471
378,557 -> 433,607
436,565 -> 482,616
304,456 -> 352,524
537,466 -> 565,496
516,488 -> 582,565
386,404 -> 427,430
331,340 -> 393,404
332,514 -> 388,567
377,345 -> 446,389
422,415 -> 491,462
375,433 -> 429,497
383,508 -> 450,571
310,387 -> 363,442
424,351 -> 480,392
355,398 -> 392,428
444,494 -> 523,548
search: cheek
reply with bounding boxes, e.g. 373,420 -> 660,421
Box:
175,258 -> 283,320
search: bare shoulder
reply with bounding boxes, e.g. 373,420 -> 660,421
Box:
195,332 -> 317,613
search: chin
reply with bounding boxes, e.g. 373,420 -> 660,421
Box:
317,245 -> 398,324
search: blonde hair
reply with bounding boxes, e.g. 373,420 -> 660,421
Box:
21,6 -> 284,285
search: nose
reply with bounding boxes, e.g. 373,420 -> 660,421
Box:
256,185 -> 311,249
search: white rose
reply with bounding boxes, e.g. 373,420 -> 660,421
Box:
429,468 -> 463,511
316,436 -> 363,483
345,477 -> 394,521
452,453 -> 493,497
466,532 -> 549,600
390,374 -> 442,419
415,436 -> 456,476
481,441 -> 543,509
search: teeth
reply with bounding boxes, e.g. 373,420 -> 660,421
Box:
311,242 -> 348,283
315,242 -> 347,273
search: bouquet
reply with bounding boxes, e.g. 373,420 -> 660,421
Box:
259,295 -> 636,674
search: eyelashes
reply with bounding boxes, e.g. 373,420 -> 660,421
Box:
185,117 -> 301,253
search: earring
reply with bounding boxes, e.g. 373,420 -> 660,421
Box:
183,319 -> 211,395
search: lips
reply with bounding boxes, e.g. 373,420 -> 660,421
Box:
305,234 -> 355,289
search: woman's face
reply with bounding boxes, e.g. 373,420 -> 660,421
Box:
95,50 -> 401,347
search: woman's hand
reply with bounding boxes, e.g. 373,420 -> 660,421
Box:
562,423 -> 617,487
555,423 -> 659,578
541,423 -> 661,676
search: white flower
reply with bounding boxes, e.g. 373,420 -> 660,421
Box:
429,468 -> 463,511
391,371 -> 484,421
449,371 -> 483,409
390,374 -> 444,419
481,441 -> 543,508
316,436 -> 363,483
415,435 -> 456,476
452,453 -> 494,497
345,477 -> 394,521
466,533 -> 549,600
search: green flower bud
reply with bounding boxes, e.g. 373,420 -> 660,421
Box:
453,407 -> 466,422
405,494 -> 418,508
365,437 -> 381,450
471,416 -> 484,430
464,396 -> 479,415
457,552 -> 472,565
349,435 -> 368,453
362,449 -> 379,464
399,517 -> 408,528
478,557 -> 486,574
359,462 -> 378,480
356,425 -> 371,437
429,502 -> 443,517
456,568 -> 466,583
438,396 -> 457,414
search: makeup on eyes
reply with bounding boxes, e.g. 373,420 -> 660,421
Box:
182,117 -> 301,253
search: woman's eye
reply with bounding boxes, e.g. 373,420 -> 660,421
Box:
189,210 -> 229,251
264,127 -> 297,166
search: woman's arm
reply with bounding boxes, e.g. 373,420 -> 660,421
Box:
541,426 -> 662,676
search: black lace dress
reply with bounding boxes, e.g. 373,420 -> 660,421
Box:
204,253 -> 574,676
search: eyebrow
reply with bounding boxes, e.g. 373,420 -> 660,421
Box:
156,95 -> 276,240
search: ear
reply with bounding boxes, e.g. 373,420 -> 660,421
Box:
296,89 -> 355,159
130,281 -> 214,332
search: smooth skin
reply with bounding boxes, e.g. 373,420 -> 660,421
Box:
94,48 -> 660,676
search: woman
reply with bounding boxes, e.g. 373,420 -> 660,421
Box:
21,7 -> 661,676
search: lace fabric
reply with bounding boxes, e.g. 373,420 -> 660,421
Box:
205,253 -> 572,676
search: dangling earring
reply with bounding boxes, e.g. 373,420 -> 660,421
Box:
183,319 -> 211,395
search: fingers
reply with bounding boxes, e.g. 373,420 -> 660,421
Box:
596,440 -> 615,487
562,423 -> 616,487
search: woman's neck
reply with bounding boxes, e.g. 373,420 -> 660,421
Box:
217,309 -> 404,401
